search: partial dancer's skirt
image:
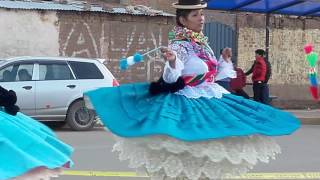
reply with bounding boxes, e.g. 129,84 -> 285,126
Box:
85,83 -> 300,179
0,111 -> 73,180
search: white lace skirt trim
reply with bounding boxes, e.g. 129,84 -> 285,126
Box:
11,167 -> 62,180
113,135 -> 281,180
175,82 -> 230,99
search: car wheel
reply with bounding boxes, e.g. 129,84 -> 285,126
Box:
66,100 -> 96,131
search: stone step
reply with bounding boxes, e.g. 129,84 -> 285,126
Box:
286,109 -> 320,125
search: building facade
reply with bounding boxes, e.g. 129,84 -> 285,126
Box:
1,0 -> 320,108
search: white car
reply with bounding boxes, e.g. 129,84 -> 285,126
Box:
0,56 -> 118,130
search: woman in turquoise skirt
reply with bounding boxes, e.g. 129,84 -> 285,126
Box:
0,86 -> 73,180
85,0 -> 300,179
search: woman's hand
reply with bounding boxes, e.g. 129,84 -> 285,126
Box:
160,47 -> 176,68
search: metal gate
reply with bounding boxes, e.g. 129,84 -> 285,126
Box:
204,22 -> 237,63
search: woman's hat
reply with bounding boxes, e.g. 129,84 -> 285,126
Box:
172,0 -> 207,9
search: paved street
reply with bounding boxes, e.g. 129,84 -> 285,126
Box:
53,125 -> 320,180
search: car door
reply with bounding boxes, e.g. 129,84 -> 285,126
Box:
35,61 -> 78,120
0,62 -> 36,116
67,60 -> 111,92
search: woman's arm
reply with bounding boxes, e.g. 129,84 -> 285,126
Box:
162,41 -> 190,83
245,62 -> 255,75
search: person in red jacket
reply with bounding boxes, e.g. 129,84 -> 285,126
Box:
245,49 -> 270,104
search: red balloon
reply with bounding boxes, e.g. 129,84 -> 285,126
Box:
304,44 -> 313,54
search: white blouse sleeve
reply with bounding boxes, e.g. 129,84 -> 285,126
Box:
162,41 -> 191,83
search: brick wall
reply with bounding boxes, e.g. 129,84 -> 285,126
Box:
129,0 -> 149,6
56,9 -> 320,108
154,0 -> 176,14
236,13 -> 320,108
58,11 -> 175,83
204,10 -> 236,29
128,0 -> 176,14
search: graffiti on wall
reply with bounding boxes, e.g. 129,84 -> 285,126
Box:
106,22 -> 168,82
60,21 -> 100,58
60,19 -> 170,83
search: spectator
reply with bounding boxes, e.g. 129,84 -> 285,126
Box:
215,47 -> 236,91
18,69 -> 32,81
245,49 -> 270,104
2,70 -> 13,82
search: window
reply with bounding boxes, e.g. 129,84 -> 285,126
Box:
39,63 -> 74,81
0,65 -> 14,82
69,61 -> 104,79
0,63 -> 33,82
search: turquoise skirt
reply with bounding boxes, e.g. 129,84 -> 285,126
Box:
85,82 -> 300,141
0,111 -> 73,179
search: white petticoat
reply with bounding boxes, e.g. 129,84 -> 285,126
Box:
11,167 -> 62,180
113,135 -> 281,180
175,82 -> 230,99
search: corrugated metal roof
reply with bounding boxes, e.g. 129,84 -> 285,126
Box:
207,0 -> 320,17
113,5 -> 174,16
0,0 -> 174,16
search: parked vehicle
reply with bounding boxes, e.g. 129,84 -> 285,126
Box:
0,56 -> 118,131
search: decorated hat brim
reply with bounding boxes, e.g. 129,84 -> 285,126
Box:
172,2 -> 207,9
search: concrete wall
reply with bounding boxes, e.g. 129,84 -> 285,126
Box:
0,9 -> 59,57
0,9 -> 174,84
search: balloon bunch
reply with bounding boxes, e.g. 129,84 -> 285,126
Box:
304,44 -> 319,101
119,46 -> 166,70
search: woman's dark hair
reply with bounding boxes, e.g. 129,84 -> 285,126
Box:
220,48 -> 224,55
255,49 -> 265,56
176,9 -> 193,27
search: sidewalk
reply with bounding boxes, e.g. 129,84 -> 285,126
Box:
286,109 -> 320,125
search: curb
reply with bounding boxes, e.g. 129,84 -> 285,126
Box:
286,110 -> 320,125
298,118 -> 320,125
